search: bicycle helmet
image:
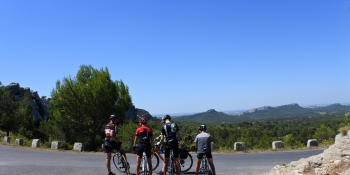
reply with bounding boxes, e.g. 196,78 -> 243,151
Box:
110,114 -> 117,119
198,124 -> 206,131
139,116 -> 147,124
162,115 -> 171,122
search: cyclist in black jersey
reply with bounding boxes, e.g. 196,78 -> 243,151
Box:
104,114 -> 127,175
159,115 -> 181,175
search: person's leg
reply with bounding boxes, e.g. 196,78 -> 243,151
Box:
195,157 -> 201,175
162,146 -> 170,175
174,158 -> 180,175
136,156 -> 141,175
208,158 -> 216,175
146,146 -> 153,174
119,147 -> 127,161
173,146 -> 180,175
147,157 -> 153,175
162,157 -> 169,175
106,153 -> 112,172
195,153 -> 204,175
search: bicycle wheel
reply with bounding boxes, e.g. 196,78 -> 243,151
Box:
180,153 -> 193,172
112,153 -> 123,172
151,152 -> 160,171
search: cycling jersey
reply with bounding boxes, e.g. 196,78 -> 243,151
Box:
105,121 -> 117,142
162,122 -> 180,158
194,132 -> 213,153
104,121 -> 121,153
135,125 -> 153,145
161,122 -> 179,144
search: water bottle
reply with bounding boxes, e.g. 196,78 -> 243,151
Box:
159,146 -> 163,154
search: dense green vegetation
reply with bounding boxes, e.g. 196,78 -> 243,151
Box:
1,65 -> 349,153
111,112 -> 345,153
0,86 -> 37,137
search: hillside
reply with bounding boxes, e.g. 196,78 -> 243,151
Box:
173,103 -> 350,124
173,109 -> 246,123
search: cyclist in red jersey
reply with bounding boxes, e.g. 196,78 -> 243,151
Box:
133,116 -> 154,175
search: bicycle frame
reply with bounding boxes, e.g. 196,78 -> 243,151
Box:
200,154 -> 211,175
112,149 -> 130,175
140,150 -> 148,175
169,150 -> 176,175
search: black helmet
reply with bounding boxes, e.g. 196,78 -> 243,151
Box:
199,125 -> 206,131
110,114 -> 118,119
162,115 -> 171,122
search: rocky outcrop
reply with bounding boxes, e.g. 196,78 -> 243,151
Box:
243,103 -> 301,114
206,109 -> 217,113
5,83 -> 50,121
246,106 -> 272,113
125,104 -> 138,120
265,132 -> 350,175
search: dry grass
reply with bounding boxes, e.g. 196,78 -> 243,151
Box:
328,160 -> 350,175
338,126 -> 350,136
303,166 -> 315,175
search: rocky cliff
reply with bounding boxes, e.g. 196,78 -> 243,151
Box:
243,103 -> 300,114
5,83 -> 50,121
266,132 -> 350,175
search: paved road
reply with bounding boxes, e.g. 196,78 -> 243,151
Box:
0,145 -> 324,175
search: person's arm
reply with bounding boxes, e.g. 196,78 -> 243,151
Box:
133,135 -> 138,147
160,134 -> 164,147
176,131 -> 181,140
150,136 -> 153,144
194,136 -> 198,150
111,130 -> 118,143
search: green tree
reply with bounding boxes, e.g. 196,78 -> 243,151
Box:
255,133 -> 272,149
0,87 -> 21,136
344,113 -> 350,125
284,134 -> 303,148
314,124 -> 335,142
49,65 -> 132,151
17,91 -> 37,138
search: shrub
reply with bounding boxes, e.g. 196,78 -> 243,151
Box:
338,125 -> 350,136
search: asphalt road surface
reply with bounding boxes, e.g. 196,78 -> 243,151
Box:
0,145 -> 324,175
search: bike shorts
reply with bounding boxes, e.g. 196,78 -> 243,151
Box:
197,152 -> 213,159
104,141 -> 121,153
164,142 -> 179,158
136,144 -> 152,158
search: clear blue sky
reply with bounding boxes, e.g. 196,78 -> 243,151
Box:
1,1 -> 349,115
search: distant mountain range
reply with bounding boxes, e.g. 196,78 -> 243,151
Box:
171,103 -> 350,124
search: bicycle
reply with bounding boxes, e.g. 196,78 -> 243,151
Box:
139,144 -> 151,175
151,136 -> 193,172
167,149 -> 181,175
112,149 -> 130,175
199,147 -> 212,175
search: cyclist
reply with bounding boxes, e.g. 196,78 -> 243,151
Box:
194,125 -> 216,175
104,114 -> 127,175
133,116 -> 154,175
159,115 -> 181,175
